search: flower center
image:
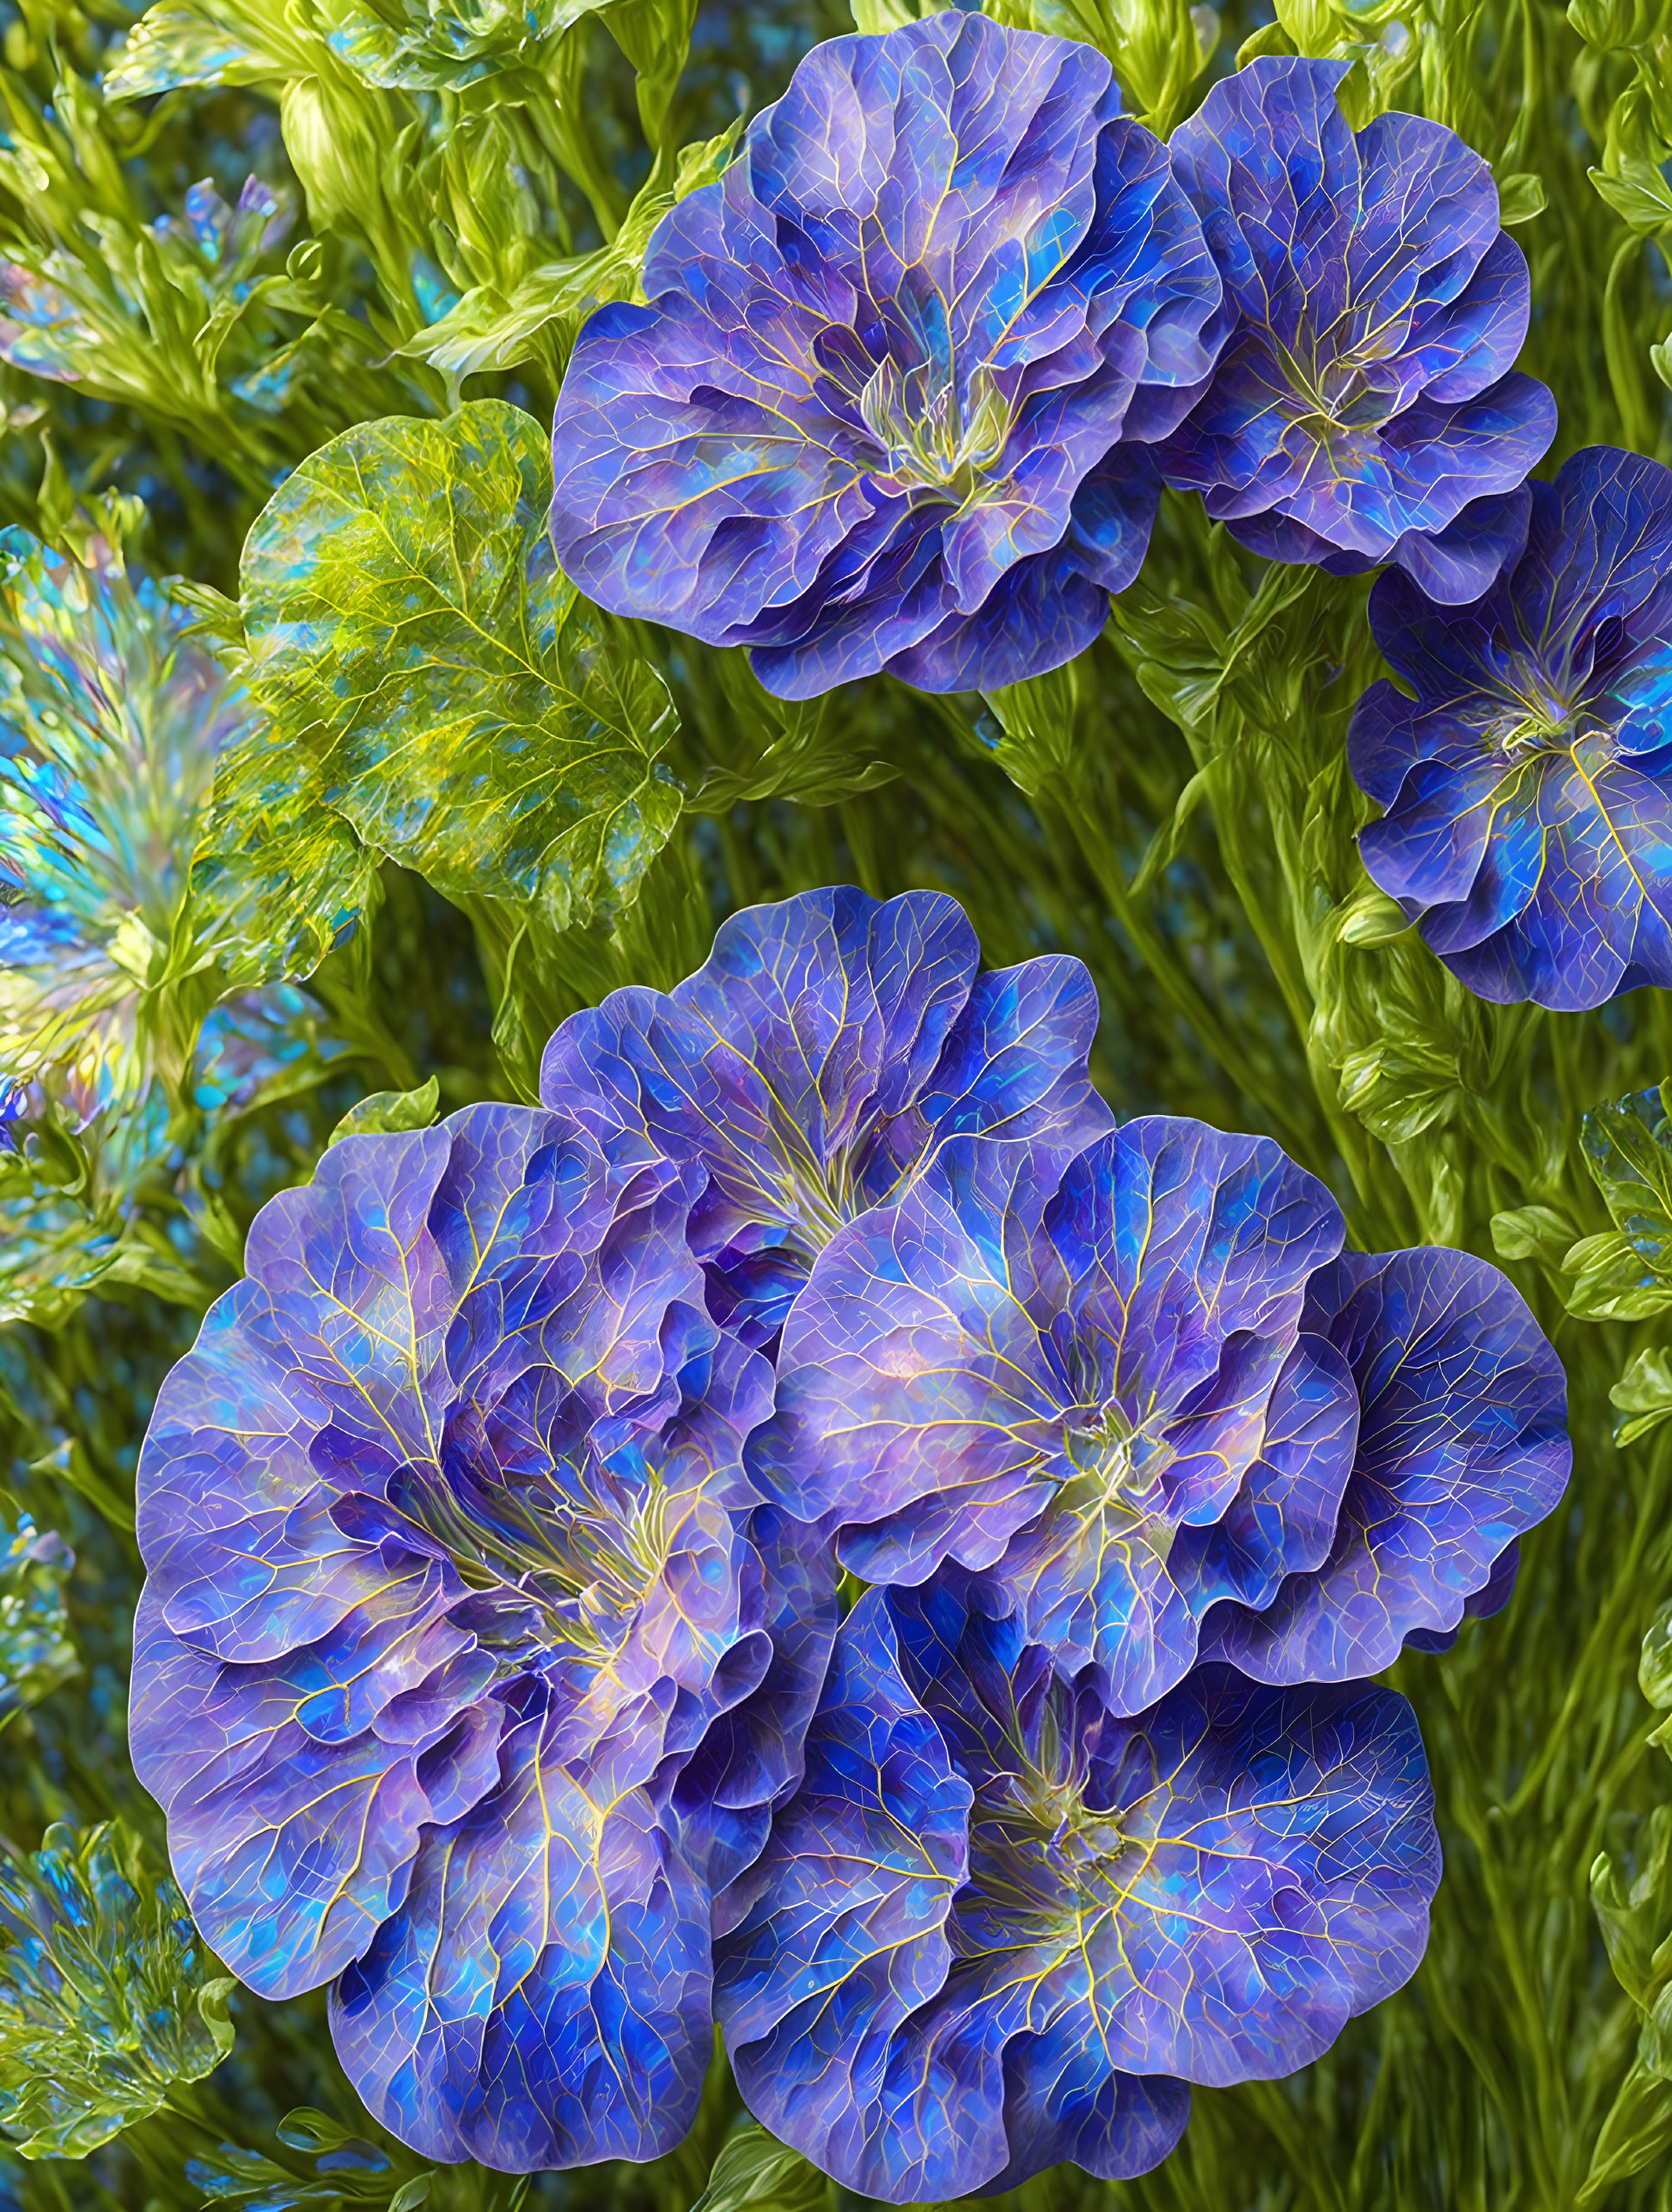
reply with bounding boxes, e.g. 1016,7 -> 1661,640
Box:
405,1454 -> 673,1654
858,356 -> 1012,507
1486,672 -> 1615,763
785,1148 -> 859,1253
1276,337 -> 1395,438
967,1764 -> 1143,1939
1064,1399 -> 1141,1495
778,1112 -> 931,1263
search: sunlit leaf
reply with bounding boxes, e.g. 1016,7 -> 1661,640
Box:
1561,1230 -> 1672,1323
239,399 -> 680,936
326,1075 -> 438,1144
1611,1347 -> 1672,1448
104,0 -> 290,98
1584,1085 -> 1672,1270
314,0 -> 621,90
1640,1597 -> 1672,1720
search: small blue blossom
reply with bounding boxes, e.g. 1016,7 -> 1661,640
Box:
1351,445 -> 1672,1007
0,1079 -> 30,1152
1155,58 -> 1556,602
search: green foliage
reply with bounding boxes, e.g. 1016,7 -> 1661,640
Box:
1612,1348 -> 1672,1448
1562,1087 -> 1672,1444
0,519 -> 393,1325
326,1075 -> 439,1144
399,117 -> 743,396
1586,1086 -> 1672,1277
685,2122 -> 827,2212
186,2108 -> 435,2208
0,1820 -> 234,2159
0,1502 -> 76,1727
1,0 -> 1672,2203
984,0 -> 1217,131
1584,1609 -> 1672,2201
236,399 -> 679,937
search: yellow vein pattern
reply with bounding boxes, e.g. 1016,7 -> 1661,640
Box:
715,1584 -> 1438,2203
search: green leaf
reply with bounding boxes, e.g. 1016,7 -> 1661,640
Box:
396,264 -> 602,389
1595,1808 -> 1672,2011
689,2119 -> 830,2212
1561,1229 -> 1672,1321
1567,0 -> 1657,46
984,0 -> 1213,128
186,2107 -> 434,2209
1576,1086 -> 1672,1319
1590,156 -> 1672,229
1495,168 -> 1547,222
1333,1028 -> 1462,1145
1490,1203 -> 1580,1269
0,1178 -> 210,1331
601,0 -> 700,149
398,121 -> 744,391
849,0 -> 948,28
1586,1809 -> 1672,2199
103,0 -> 287,98
1579,2052 -> 1672,2206
465,827 -> 713,1099
975,661 -> 1083,799
193,740 -> 375,996
686,655 -> 899,814
240,400 -> 681,937
0,1820 -> 235,2158
310,0 -> 639,92
1333,884 -> 1412,947
327,1076 -> 439,1146
0,1498 -> 76,1727
1640,1598 -> 1672,1715
1585,1083 -> 1672,1259
1612,1346 -> 1672,1447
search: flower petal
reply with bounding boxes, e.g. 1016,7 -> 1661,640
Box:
1201,1248 -> 1569,1680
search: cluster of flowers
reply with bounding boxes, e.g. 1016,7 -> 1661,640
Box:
133,888 -> 1570,2196
552,18 -> 1553,689
551,15 -> 1672,1015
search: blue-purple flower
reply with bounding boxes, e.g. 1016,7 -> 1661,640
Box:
548,14 -> 1227,697
758,1119 -> 1565,1713
713,1581 -> 1440,2203
0,1076 -> 29,1151
1155,58 -> 1555,603
131,1108 -> 833,2171
1350,445 -> 1672,1008
540,886 -> 1111,1350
